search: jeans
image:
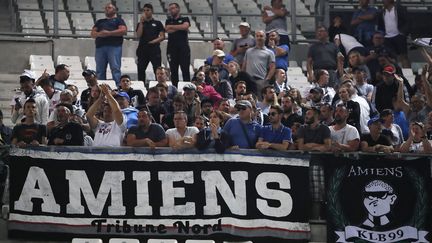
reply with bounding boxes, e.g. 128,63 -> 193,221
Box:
95,45 -> 122,86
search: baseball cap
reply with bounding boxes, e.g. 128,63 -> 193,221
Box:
383,65 -> 395,74
235,100 -> 252,109
239,22 -> 250,28
310,87 -> 323,94
212,49 -> 225,57
20,69 -> 36,80
115,91 -> 130,101
82,69 -> 97,77
183,83 -> 196,91
367,117 -> 383,126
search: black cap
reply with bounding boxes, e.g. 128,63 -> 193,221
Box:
82,69 -> 97,77
310,87 -> 323,94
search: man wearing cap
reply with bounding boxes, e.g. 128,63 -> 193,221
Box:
47,103 -> 84,146
208,67 -> 233,99
361,117 -> 393,153
91,2 -> 127,87
224,100 -> 262,149
230,22 -> 255,65
115,91 -> 138,129
136,3 -> 165,82
125,109 -> 167,147
182,83 -> 199,125
165,2 -> 191,86
373,64 -> 409,112
242,30 -> 276,98
306,87 -> 325,109
118,74 -> 145,107
207,49 -> 229,80
206,38 -> 234,66
81,69 -> 98,112
12,70 -> 49,125
86,84 -> 127,147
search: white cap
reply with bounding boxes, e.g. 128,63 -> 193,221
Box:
239,22 -> 250,28
20,69 -> 36,80
212,49 -> 225,57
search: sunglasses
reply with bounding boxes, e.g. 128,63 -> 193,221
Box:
269,112 -> 279,116
364,191 -> 389,199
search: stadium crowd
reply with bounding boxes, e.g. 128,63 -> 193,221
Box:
0,0 -> 432,219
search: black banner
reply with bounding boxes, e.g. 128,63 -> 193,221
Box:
8,147 -> 311,241
326,155 -> 431,242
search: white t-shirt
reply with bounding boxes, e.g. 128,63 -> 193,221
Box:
93,119 -> 127,147
384,7 -> 399,38
334,33 -> 364,54
166,126 -> 199,141
329,124 -> 360,145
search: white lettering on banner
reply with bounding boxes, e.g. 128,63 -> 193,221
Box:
13,169 -> 296,218
159,171 -> 196,216
133,171 -> 152,215
14,166 -> 60,213
348,166 -> 403,178
255,172 -> 293,217
335,226 -> 429,243
66,171 -> 126,215
202,171 -> 248,216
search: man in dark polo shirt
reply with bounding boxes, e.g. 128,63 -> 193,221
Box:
307,26 -> 343,87
125,109 -> 167,148
136,3 -> 165,83
165,2 -> 191,86
91,2 -> 127,87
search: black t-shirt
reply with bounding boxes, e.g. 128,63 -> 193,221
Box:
147,104 -> 167,124
94,17 -> 126,48
281,113 -> 304,128
80,87 -> 91,111
48,122 -> 84,146
165,16 -> 190,45
48,75 -> 66,91
361,133 -> 392,147
12,123 -> 47,144
136,18 -> 164,48
297,124 -> 331,144
122,88 -> 145,108
126,123 -> 166,142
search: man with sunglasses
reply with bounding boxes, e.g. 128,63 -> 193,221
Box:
362,180 -> 397,228
223,100 -> 262,149
256,105 -> 291,151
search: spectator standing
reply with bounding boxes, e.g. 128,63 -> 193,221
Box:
329,104 -> 360,152
12,70 -> 49,125
230,22 -> 255,66
36,64 -> 70,91
86,84 -> 127,147
267,30 -> 289,71
377,0 -> 411,68
125,109 -> 167,147
307,26 -> 342,87
374,65 -> 409,112
0,109 -> 12,144
205,38 -> 234,66
165,2 -> 191,85
208,67 -> 233,99
47,103 -> 84,146
166,111 -> 199,149
156,66 -> 178,99
256,105 -> 292,151
328,16 -> 347,42
351,0 -> 378,46
135,3 -> 165,82
242,30 -> 276,98
80,69 -> 98,112
11,99 -> 47,147
227,60 -> 256,94
365,31 -> 396,82
91,3 -> 127,87
262,0 -> 290,46
224,100 -> 262,149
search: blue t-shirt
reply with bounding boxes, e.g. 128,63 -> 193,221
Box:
269,44 -> 290,70
260,125 -> 292,144
122,107 -> 138,129
94,17 -> 126,48
223,118 -> 261,149
206,54 -> 235,65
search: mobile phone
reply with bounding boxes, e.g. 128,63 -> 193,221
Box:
14,97 -> 22,109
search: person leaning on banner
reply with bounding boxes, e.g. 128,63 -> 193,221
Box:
360,117 -> 394,153
399,122 -> 432,153
195,110 -> 231,153
86,84 -> 127,147
223,100 -> 262,149
256,105 -> 292,151
125,109 -> 167,148
329,104 -> 360,152
166,111 -> 199,150
47,103 -> 84,146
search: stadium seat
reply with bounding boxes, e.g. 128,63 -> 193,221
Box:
147,240 -> 178,243
185,240 -> 215,243
177,81 -> 192,92
71,238 -> 103,243
287,75 -> 309,94
108,239 -> 140,243
65,79 -> 88,97
149,80 -> 172,88
223,241 -> 253,243
287,67 -> 304,75
98,80 -> 117,89
193,59 -> 206,70
131,81 -> 147,96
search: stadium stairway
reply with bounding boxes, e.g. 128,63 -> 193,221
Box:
0,74 -> 19,128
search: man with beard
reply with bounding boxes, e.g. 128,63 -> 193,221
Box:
208,67 -> 233,99
257,85 -> 277,115
145,87 -> 166,124
305,87 -> 325,109
192,70 -> 222,105
297,107 -> 331,219
319,103 -> 334,126
125,109 -> 167,147
329,104 -> 360,152
48,103 -> 84,146
280,95 -> 303,128
374,65 -> 410,112
80,69 -> 98,112
256,105 -> 292,151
